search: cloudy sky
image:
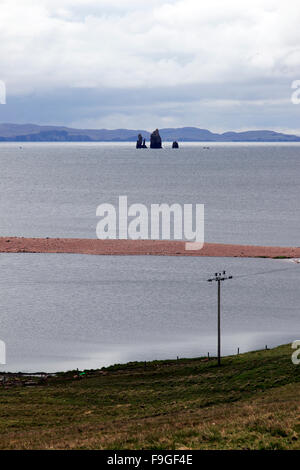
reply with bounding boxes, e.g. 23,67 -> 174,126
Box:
0,0 -> 300,132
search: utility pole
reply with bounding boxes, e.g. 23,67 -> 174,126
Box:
207,271 -> 233,366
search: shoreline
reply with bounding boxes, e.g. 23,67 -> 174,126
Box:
0,343 -> 290,376
0,237 -> 299,258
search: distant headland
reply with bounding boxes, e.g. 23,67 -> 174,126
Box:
0,123 -> 300,142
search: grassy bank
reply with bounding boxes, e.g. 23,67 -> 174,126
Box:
0,344 -> 300,450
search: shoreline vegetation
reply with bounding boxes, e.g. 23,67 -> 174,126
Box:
0,237 -> 299,258
0,344 -> 299,449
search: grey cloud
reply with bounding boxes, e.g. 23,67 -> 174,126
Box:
0,0 -> 300,131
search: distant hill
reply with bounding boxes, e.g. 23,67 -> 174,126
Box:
0,123 -> 299,142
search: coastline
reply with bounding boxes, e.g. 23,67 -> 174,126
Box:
0,236 -> 299,258
0,343 -> 292,376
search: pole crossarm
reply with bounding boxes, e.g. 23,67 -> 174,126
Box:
207,270 -> 233,282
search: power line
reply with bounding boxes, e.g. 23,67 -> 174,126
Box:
0,263 -> 298,286
205,263 -> 299,366
233,264 -> 299,280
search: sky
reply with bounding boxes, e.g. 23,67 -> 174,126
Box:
0,0 -> 300,132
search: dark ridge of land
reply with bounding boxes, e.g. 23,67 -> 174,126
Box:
0,237 -> 299,259
0,344 -> 299,450
1,123 -> 300,141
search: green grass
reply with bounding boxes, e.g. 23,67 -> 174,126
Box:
0,344 -> 300,449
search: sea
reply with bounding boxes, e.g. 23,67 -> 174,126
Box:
0,142 -> 299,371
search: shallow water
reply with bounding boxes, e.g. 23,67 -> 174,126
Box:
0,254 -> 298,372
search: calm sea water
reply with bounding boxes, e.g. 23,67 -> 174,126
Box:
0,142 -> 299,245
0,254 -> 299,372
0,142 -> 299,371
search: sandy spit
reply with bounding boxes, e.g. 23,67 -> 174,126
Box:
0,237 -> 299,258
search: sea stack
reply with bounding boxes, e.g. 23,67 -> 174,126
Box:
136,134 -> 143,149
136,134 -> 148,149
150,129 -> 162,149
172,141 -> 179,148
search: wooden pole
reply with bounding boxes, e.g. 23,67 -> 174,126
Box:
218,279 -> 221,366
